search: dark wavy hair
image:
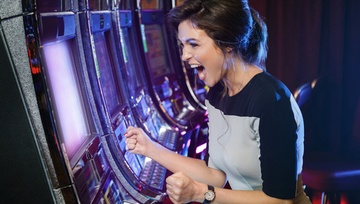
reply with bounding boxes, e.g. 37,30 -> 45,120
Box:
166,0 -> 268,69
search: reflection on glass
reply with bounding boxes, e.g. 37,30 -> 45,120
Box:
115,120 -> 142,176
143,24 -> 171,78
93,32 -> 122,116
43,41 -> 90,159
120,28 -> 143,97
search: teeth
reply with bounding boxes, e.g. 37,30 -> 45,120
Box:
190,64 -> 200,69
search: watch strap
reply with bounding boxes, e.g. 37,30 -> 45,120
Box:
203,185 -> 215,204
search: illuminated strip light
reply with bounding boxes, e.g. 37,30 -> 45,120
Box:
196,143 -> 207,154
334,170 -> 360,178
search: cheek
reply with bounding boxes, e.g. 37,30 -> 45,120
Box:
199,49 -> 222,66
207,52 -> 225,75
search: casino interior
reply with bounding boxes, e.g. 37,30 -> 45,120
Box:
1,0 -> 360,203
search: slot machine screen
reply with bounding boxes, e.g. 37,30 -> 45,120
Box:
115,119 -> 142,176
42,40 -> 91,161
93,31 -> 123,117
119,28 -> 143,98
103,179 -> 122,203
142,24 -> 171,78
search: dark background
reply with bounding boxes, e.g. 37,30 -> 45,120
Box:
250,0 -> 360,159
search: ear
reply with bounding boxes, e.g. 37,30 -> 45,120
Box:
225,47 -> 233,53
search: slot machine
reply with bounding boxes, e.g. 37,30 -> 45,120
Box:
22,0 -> 108,203
1,0 -> 208,202
135,0 -> 207,132
77,0 -> 174,202
137,0 -> 209,158
111,0 -> 182,153
109,0 -> 208,161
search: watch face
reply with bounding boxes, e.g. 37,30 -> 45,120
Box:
205,190 -> 215,201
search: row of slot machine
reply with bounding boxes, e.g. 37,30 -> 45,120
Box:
0,0 -> 208,203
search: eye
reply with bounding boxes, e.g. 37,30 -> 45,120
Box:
189,42 -> 198,48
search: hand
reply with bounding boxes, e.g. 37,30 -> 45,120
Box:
166,172 -> 205,204
124,126 -> 153,156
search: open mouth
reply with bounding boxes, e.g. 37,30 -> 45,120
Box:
189,64 -> 206,81
190,64 -> 205,72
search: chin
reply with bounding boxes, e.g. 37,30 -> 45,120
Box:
204,81 -> 215,88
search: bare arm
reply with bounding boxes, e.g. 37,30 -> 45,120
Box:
166,172 -> 293,204
124,126 -> 226,187
125,126 -> 294,203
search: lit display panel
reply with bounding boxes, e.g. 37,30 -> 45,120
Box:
93,32 -> 122,117
119,29 -> 141,95
42,40 -> 91,161
142,24 -> 171,78
115,119 -> 143,177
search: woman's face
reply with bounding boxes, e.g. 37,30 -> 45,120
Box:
178,20 -> 225,87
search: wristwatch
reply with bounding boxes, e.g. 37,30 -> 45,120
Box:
203,185 -> 215,203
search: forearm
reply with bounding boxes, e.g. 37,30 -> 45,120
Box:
147,141 -> 226,187
214,188 -> 293,204
124,126 -> 226,187
192,183 -> 293,204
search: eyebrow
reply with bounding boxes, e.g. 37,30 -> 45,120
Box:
178,38 -> 198,44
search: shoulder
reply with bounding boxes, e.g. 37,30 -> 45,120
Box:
250,72 -> 293,107
255,72 -> 291,97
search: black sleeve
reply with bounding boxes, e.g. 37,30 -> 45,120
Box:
258,90 -> 298,199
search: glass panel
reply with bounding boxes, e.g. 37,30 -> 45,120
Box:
43,40 -> 90,160
115,120 -> 142,176
93,32 -> 123,117
119,28 -> 143,98
143,24 -> 171,78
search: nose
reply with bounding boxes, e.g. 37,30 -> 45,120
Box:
181,46 -> 192,62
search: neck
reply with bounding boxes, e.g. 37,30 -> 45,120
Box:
225,63 -> 263,96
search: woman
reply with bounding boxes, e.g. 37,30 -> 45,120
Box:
125,0 -> 311,203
